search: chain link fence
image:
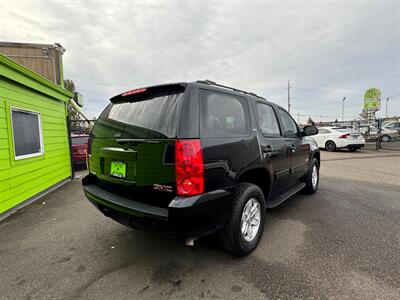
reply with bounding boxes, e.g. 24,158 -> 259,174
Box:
317,119 -> 400,152
67,118 -> 95,174
360,120 -> 400,151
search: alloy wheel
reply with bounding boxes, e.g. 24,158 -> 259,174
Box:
326,141 -> 335,152
312,165 -> 318,188
241,198 -> 261,242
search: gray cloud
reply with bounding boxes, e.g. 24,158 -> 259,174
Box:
1,0 -> 399,122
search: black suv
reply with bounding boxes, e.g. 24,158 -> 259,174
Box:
82,80 -> 320,256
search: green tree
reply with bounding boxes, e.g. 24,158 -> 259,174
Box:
64,79 -> 80,121
64,79 -> 76,93
64,79 -> 91,132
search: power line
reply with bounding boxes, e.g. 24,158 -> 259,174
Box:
292,79 -> 365,93
74,78 -> 398,99
294,113 -> 358,119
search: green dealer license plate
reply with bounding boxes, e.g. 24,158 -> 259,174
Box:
110,161 -> 127,178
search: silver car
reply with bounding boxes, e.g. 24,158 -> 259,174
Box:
383,122 -> 400,132
365,126 -> 400,142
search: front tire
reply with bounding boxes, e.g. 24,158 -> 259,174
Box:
325,140 -> 336,152
218,183 -> 266,256
304,158 -> 319,194
380,135 -> 391,143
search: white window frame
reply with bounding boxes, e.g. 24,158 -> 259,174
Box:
10,107 -> 44,160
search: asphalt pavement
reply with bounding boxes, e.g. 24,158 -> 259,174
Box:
0,150 -> 399,299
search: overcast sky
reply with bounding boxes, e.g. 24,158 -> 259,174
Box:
1,0 -> 399,122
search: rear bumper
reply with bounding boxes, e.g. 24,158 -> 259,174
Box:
338,143 -> 365,149
82,174 -> 233,238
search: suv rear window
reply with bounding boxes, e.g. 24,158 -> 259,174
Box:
99,93 -> 183,138
200,90 -> 250,138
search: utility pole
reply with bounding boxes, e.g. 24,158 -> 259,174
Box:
341,97 -> 346,123
385,97 -> 389,118
287,80 -> 291,114
297,113 -> 300,124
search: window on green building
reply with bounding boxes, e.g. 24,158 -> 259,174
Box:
11,108 -> 44,160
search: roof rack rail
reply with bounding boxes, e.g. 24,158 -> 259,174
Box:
195,79 -> 265,100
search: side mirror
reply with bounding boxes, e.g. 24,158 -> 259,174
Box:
303,125 -> 318,136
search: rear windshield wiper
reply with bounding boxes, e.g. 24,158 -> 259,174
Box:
116,138 -> 160,145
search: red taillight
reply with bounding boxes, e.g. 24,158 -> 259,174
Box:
122,88 -> 147,97
338,134 -> 349,139
175,139 -> 204,196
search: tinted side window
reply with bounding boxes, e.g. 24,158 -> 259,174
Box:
200,90 -> 250,138
277,108 -> 299,138
256,103 -> 281,136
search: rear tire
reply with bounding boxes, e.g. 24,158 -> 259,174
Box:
325,140 -> 336,152
218,183 -> 266,256
304,158 -> 319,194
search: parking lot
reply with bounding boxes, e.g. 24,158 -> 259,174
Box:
1,150 -> 399,299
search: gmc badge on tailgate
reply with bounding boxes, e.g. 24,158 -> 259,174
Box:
153,184 -> 173,193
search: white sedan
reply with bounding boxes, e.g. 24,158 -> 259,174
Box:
312,127 -> 365,152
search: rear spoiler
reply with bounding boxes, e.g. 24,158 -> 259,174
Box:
110,83 -> 187,104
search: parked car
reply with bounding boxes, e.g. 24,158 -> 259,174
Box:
71,134 -> 89,166
359,124 -> 371,136
383,122 -> 400,133
312,127 -> 365,152
82,81 -> 320,256
365,126 -> 400,142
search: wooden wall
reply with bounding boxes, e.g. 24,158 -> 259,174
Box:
0,44 -> 61,85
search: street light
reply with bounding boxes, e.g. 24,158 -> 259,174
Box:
385,97 -> 390,118
342,97 -> 346,122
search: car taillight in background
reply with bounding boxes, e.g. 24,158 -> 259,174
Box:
175,139 -> 204,196
338,134 -> 350,139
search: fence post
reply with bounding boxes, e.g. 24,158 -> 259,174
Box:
376,118 -> 382,151
66,115 -> 75,179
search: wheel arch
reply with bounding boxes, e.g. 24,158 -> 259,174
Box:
311,150 -> 320,166
237,167 -> 272,201
325,140 -> 336,149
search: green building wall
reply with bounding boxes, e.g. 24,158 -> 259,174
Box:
0,53 -> 73,215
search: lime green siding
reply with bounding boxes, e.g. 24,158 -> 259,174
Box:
0,53 -> 73,215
